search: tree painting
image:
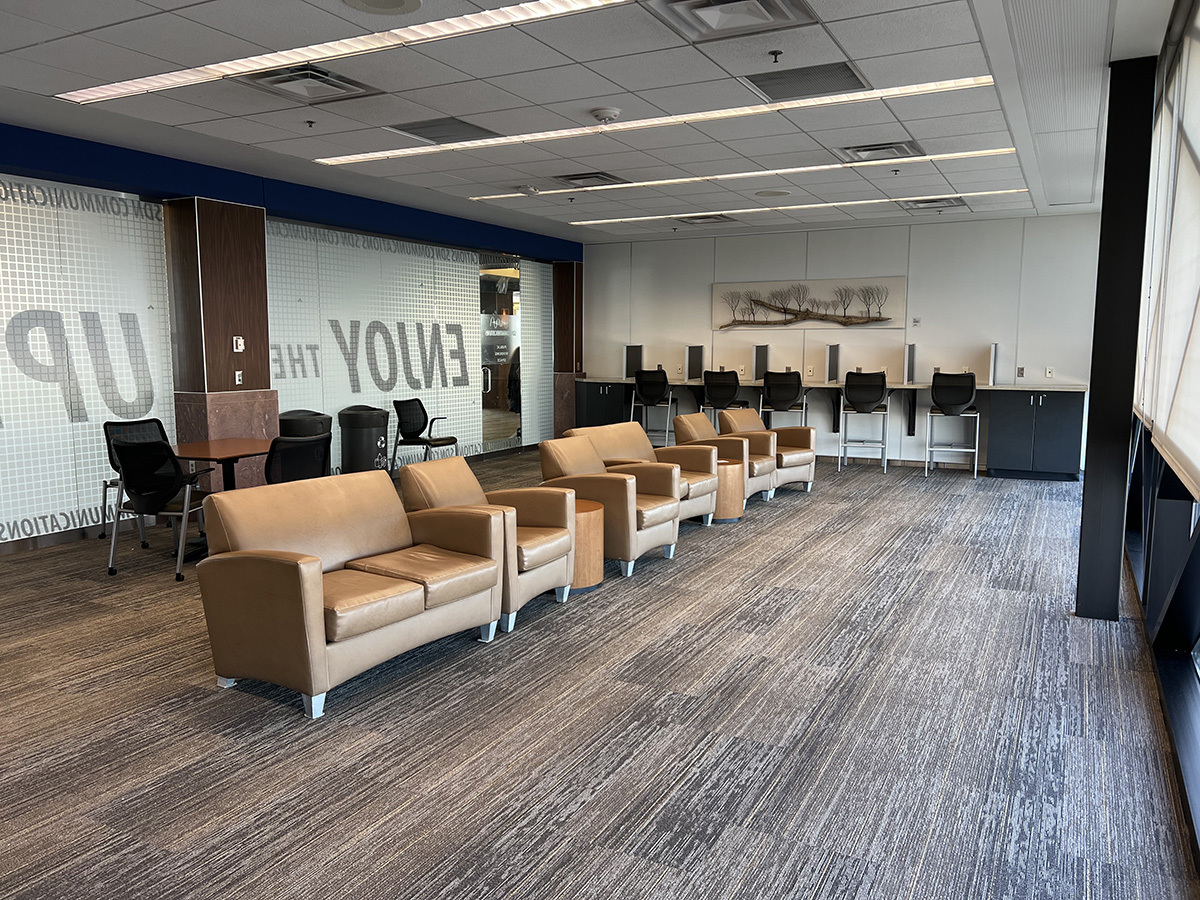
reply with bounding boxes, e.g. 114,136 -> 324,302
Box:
715,279 -> 898,329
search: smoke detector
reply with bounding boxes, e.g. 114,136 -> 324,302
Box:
515,185 -> 541,196
343,0 -> 421,13
592,107 -> 622,124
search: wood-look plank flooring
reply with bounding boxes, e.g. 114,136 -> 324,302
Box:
1,453 -> 1196,899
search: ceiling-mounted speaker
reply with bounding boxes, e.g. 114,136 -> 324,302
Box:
343,0 -> 421,13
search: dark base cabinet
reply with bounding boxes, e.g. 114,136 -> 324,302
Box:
987,390 -> 1085,480
575,381 -> 629,428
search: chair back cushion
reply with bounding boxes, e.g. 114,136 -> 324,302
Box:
264,433 -> 332,484
564,422 -> 655,462
103,418 -> 169,474
719,409 -> 768,434
394,398 -> 429,439
673,413 -> 719,443
633,369 -> 670,406
703,370 -> 741,408
111,439 -> 185,515
762,370 -> 802,410
204,470 -> 412,572
539,436 -> 607,479
844,371 -> 887,412
931,372 -> 976,415
399,455 -> 488,510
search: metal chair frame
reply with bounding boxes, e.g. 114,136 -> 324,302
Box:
391,399 -> 458,469
838,373 -> 891,473
98,418 -> 169,539
758,371 -> 809,427
924,373 -> 980,478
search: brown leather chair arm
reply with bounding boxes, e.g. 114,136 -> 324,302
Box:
684,436 -> 749,465
607,462 -> 681,499
773,426 -> 816,449
543,473 -> 635,559
740,430 -> 778,457
601,456 -> 647,467
653,444 -> 718,474
196,550 -> 330,696
407,506 -> 505,564
485,487 -> 574,529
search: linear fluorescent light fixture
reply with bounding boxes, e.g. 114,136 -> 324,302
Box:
470,148 -> 1017,199
568,188 -> 1030,225
56,0 -> 631,104
314,75 -> 995,165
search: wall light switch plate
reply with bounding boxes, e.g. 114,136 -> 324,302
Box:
234,370 -> 243,385
232,336 -> 245,353
912,317 -> 921,327
1017,366 -> 1025,377
1045,367 -> 1054,378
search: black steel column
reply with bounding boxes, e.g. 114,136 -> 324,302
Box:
1075,56 -> 1158,620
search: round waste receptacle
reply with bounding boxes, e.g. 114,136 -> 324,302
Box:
279,409 -> 332,437
338,405 -> 390,473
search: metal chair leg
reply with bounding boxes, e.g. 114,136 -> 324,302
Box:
924,409 -> 932,476
137,514 -> 148,549
175,485 -> 192,581
107,482 -> 124,576
973,413 -> 980,478
99,480 -> 110,539
881,406 -> 889,473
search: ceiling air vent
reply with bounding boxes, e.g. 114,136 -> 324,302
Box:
743,61 -> 866,103
237,65 -> 377,104
677,213 -> 738,225
384,117 -> 501,145
649,0 -> 816,42
831,140 -> 924,162
896,197 -> 967,210
554,171 -> 628,188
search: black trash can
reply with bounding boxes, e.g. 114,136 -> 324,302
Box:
279,409 -> 332,438
338,405 -> 389,473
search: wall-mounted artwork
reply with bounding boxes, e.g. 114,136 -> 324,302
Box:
712,276 -> 907,330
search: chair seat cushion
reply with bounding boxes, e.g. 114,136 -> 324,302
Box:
931,406 -> 979,415
635,494 -> 680,529
347,544 -> 497,608
844,404 -> 888,414
401,436 -> 458,447
747,454 -> 777,478
322,569 -> 424,642
777,447 -> 815,468
515,526 -> 572,572
122,489 -> 209,515
680,470 -> 718,498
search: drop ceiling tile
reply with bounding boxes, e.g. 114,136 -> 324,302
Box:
542,92 -> 667,125
456,144 -> 564,166
165,81 -> 304,116
604,164 -> 692,181
10,35 -> 174,81
490,65 -> 623,105
505,158 -> 593,178
941,166 -> 1023,184
696,25 -> 845,77
847,207 -> 911,219
517,5 -> 685,62
809,185 -> 888,201
855,42 -> 989,90
805,0 -> 948,21
873,174 -> 953,195
413,28 -> 571,78
391,172 -> 470,189
918,131 -> 1013,154
0,0 -> 156,31
692,113 -> 799,142
788,208 -> 853,222
435,182 -> 499,197
142,0 -> 216,8
178,0 -> 367,49
949,178 -> 1029,193
182,117 -> 300,144
885,84 -> 1000,120
781,99 -> 897,133
722,132 -> 821,157
96,92 -> 223,126
727,175 -> 812,193
531,134 -> 635,158
325,128 -> 424,152
648,142 -> 742,164
622,196 -> 700,210
905,206 -> 973,217
402,152 -> 494,173
905,111 -> 1010,139
827,2 -> 977,59
781,167 -> 866,185
859,160 -> 942,178
964,197 -> 1032,209
587,46 -> 729,91
90,15 -> 270,67
657,180 -> 739,195
302,0 -> 480,29
253,135 -> 357,157
934,152 -> 1020,172
636,79 -> 764,115
319,93 -> 440,127
249,107 -> 372,136
571,151 -> 670,172
809,123 -> 914,150
0,10 -> 67,52
451,163 -> 543,184
320,47 -> 471,93
613,124 -> 712,151
402,81 -> 530,116
679,159 -> 762,177
459,106 -> 582,137
342,158 -> 436,177
754,149 -> 843,170
0,55 -> 103,94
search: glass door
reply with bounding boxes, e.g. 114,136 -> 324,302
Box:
480,257 -> 522,453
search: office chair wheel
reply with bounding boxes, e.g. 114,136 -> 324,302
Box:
141,541 -> 150,549
108,567 -> 116,576
98,531 -> 106,539
175,573 -> 184,582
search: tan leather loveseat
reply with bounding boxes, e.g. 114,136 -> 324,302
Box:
400,455 -> 574,634
673,412 -> 777,503
197,470 -> 504,719
719,409 -> 816,493
565,422 -> 717,526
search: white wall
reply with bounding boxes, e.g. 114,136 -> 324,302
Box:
582,214 -> 1101,463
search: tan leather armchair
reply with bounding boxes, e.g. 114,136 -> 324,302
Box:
539,435 -> 681,577
197,470 -> 504,718
719,408 -> 816,493
565,422 -> 717,526
673,412 -> 777,502
399,455 -> 574,634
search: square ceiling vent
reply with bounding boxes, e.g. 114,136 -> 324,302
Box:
831,140 -> 924,162
896,197 -> 967,210
648,0 -> 816,42
384,117 -> 501,145
676,213 -> 738,225
743,61 -> 866,103
237,65 -> 377,104
554,171 -> 628,188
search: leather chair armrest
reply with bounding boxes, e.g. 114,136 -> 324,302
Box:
602,456 -> 647,468
408,506 -> 505,564
196,550 -> 330,696
773,426 -> 816,449
740,430 -> 777,457
607,462 -> 681,499
684,436 -> 749,465
653,444 -> 717,474
543,473 -> 635,559
485,487 -> 575,529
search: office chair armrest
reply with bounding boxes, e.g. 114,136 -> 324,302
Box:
607,462 -> 681,499
408,506 -> 504,568
186,467 -> 216,485
738,430 -> 777,457
426,416 -> 448,437
653,444 -> 718,475
772,426 -> 815,450
485,487 -> 574,529
683,436 -> 749,464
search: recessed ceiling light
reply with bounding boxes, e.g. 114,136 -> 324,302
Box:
344,0 -> 421,13
314,75 -> 996,165
754,189 -> 792,197
468,148 -> 1017,200
568,189 -> 1030,225
55,0 -> 632,104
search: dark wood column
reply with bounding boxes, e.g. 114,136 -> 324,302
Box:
553,261 -> 584,437
165,198 -> 277,490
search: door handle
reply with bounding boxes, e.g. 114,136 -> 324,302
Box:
482,367 -> 492,393
1030,394 -> 1034,406
1039,394 -> 1044,406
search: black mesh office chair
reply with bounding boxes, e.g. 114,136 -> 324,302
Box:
99,418 -> 169,540
702,370 -> 748,424
839,371 -> 890,473
630,369 -> 677,445
391,398 -> 458,469
925,373 -> 980,478
760,370 -> 806,426
107,439 -> 211,581
264,433 -> 333,484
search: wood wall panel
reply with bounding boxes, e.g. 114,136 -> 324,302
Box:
163,198 -> 205,392
553,261 -> 583,375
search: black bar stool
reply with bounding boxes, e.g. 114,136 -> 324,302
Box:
759,370 -> 807,426
925,372 -> 980,478
702,370 -> 748,426
839,371 -> 890,472
630,369 -> 677,445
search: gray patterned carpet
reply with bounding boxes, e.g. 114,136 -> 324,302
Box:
2,453 -> 1197,899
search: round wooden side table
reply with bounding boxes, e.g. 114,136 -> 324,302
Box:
714,460 -> 745,524
571,499 -> 604,593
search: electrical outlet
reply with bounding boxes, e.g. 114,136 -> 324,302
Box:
912,317 -> 921,328
232,335 -> 245,353
806,365 -> 814,377
962,366 -> 971,374
738,364 -> 745,375
1045,366 -> 1054,378
234,370 -> 243,385
1017,366 -> 1025,378
881,366 -> 888,378
677,364 -> 682,374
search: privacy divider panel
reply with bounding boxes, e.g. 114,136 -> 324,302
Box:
520,260 -> 555,446
0,173 -> 173,544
